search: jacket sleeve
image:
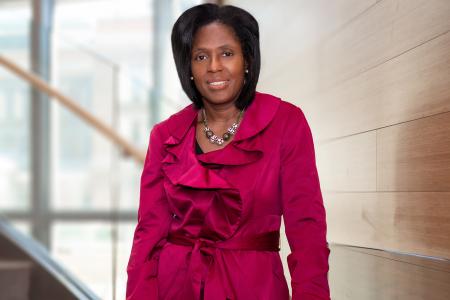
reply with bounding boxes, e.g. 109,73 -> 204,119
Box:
126,124 -> 171,300
280,106 -> 330,300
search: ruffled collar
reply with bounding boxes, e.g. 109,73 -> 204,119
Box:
162,92 -> 280,166
160,92 -> 281,252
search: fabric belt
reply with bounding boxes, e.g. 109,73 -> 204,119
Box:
167,230 -> 280,252
167,231 -> 280,300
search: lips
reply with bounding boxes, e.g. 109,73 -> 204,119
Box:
206,79 -> 229,90
208,81 -> 227,86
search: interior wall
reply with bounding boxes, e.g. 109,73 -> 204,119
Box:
225,0 -> 450,292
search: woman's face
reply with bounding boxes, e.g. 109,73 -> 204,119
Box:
191,22 -> 246,107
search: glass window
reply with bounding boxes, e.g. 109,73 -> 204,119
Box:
0,1 -> 31,211
51,0 -> 155,211
11,220 -> 31,237
115,222 -> 136,299
2,1 -> 209,299
51,222 -> 114,299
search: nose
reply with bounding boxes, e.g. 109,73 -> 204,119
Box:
208,55 -> 223,72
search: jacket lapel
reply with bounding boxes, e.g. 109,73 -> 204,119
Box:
161,92 -> 281,189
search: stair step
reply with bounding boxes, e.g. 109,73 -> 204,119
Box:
0,260 -> 32,300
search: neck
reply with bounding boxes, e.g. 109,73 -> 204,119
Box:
202,101 -> 240,123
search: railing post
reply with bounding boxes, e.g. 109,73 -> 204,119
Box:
30,0 -> 54,249
151,0 -> 173,125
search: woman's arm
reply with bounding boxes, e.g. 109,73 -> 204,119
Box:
280,105 -> 330,300
126,124 -> 171,300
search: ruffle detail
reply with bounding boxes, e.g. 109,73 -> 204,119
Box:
161,125 -> 245,240
156,92 -> 282,298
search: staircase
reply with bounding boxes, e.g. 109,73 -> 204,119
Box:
329,244 -> 450,299
0,260 -> 31,300
0,216 -> 100,300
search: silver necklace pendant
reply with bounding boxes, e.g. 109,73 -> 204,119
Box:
202,109 -> 244,146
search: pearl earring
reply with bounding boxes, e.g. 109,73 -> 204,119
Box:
190,76 -> 194,80
245,69 -> 249,74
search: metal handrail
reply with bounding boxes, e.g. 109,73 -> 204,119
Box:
0,215 -> 101,300
0,54 -> 146,164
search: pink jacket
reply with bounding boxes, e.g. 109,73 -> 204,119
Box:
126,92 -> 330,300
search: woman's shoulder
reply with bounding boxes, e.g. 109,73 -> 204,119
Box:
256,91 -> 304,111
256,91 -> 307,125
149,93 -> 308,141
256,93 -> 314,155
150,103 -> 198,140
278,98 -> 305,118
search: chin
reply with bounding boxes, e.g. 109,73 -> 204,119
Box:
201,93 -> 232,104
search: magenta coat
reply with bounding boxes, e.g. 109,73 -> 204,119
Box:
126,92 -> 330,300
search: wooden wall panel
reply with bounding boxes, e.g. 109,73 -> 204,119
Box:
329,245 -> 450,300
306,30 -> 450,140
316,131 -> 376,192
317,111 -> 450,192
325,192 -> 450,258
227,0 -> 378,97
226,0 -> 450,293
350,246 -> 450,273
260,0 -> 450,105
377,112 -> 450,191
319,0 -> 450,92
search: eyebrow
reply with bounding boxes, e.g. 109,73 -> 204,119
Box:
192,44 -> 236,53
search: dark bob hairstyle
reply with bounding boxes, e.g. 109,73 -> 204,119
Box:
171,3 -> 260,110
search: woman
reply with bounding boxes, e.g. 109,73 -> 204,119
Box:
127,4 -> 330,300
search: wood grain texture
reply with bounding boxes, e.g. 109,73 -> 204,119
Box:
316,131 -> 376,192
227,0 -> 378,97
224,0 -> 450,292
348,246 -> 450,273
377,112 -> 450,191
305,29 -> 450,140
319,0 -> 450,92
325,192 -> 450,258
329,244 -> 450,300
258,0 -> 450,103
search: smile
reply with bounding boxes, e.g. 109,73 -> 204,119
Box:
208,80 -> 228,86
207,80 -> 229,90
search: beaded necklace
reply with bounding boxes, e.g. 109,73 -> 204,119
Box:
202,108 -> 244,145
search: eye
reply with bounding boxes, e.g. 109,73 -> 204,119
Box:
223,51 -> 233,57
194,54 -> 207,61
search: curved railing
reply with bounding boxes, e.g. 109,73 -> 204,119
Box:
0,215 -> 100,299
0,52 -> 145,300
0,54 -> 146,164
